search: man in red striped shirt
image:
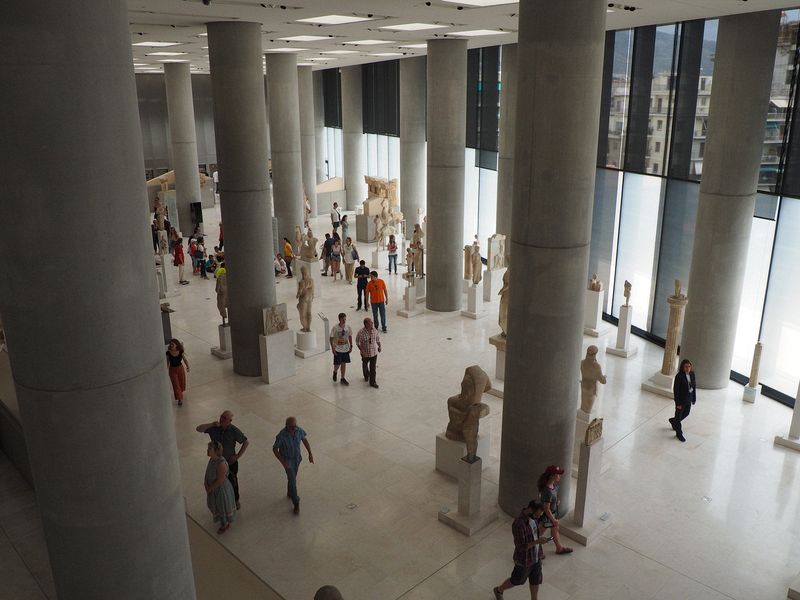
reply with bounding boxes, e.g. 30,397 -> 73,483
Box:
355,317 -> 382,389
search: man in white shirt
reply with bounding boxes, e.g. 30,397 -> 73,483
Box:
330,202 -> 341,232
330,312 -> 352,386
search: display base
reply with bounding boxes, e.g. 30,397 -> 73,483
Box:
398,284 -> 423,318
774,435 -> 800,452
435,432 -> 490,479
210,324 -> 232,360
371,249 -> 388,271
583,324 -> 612,337
438,502 -> 498,537
606,345 -> 638,358
462,279 -> 469,294
416,277 -> 426,304
641,370 -> 675,399
482,267 -> 506,302
397,307 -> 423,318
461,283 -> 487,320
560,513 -> 611,547
488,334 -> 505,397
294,330 -> 324,359
259,329 -> 295,383
294,258 -> 323,298
487,379 -> 504,399
572,409 -> 596,474
742,385 -> 759,403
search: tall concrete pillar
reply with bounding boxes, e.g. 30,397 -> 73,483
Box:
298,65 -> 318,216
425,39 -> 468,311
496,44 -> 517,239
0,1 -> 196,598
341,65 -> 366,210
498,0 -> 606,515
264,76 -> 272,174
265,53 -> 304,246
682,11 -> 780,389
400,56 -> 427,239
313,70 -> 327,184
164,62 -> 201,235
208,22 -> 277,376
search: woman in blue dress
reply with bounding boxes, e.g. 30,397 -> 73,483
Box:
205,441 -> 236,534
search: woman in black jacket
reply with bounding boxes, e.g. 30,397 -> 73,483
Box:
670,359 -> 696,442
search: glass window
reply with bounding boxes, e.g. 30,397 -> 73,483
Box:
589,169 -> 623,312
387,136 -> 400,181
605,30 -> 633,168
612,173 -> 664,328
366,133 -> 377,176
477,166 -> 498,249
464,148 -> 480,246
377,135 -> 389,179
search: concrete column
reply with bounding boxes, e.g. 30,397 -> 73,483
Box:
298,65 -> 318,216
498,0 -> 606,515
425,39 -> 468,311
0,1 -> 196,598
400,56 -> 427,239
208,22 -> 277,376
313,70 -> 327,184
164,62 -> 201,235
263,76 -> 272,175
496,44 -> 517,239
341,65 -> 366,210
265,53 -> 304,246
681,11 -> 780,389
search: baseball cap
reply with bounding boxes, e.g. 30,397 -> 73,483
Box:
545,465 -> 565,475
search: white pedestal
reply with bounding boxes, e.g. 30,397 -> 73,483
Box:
584,288 -> 611,337
294,330 -> 324,359
561,438 -> 610,546
415,277 -> 426,304
437,457 -> 498,537
606,304 -> 637,358
641,369 -> 676,399
461,283 -> 487,320
483,267 -> 506,302
488,334 -> 506,398
742,385 -> 759,403
371,249 -> 388,271
259,329 -> 295,383
211,324 -> 232,359
294,258 -> 323,298
462,279 -> 470,294
435,432 -> 491,479
774,380 -> 800,452
573,409 -> 596,474
398,283 -> 423,318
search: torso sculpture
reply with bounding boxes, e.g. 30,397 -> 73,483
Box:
589,273 -> 603,292
623,280 -> 632,306
445,365 -> 492,462
580,345 -> 607,413
463,245 -> 472,281
296,266 -> 314,332
215,273 -> 229,324
471,244 -> 482,285
498,268 -> 509,337
299,229 -> 319,261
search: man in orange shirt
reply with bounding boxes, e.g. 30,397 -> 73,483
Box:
365,271 -> 389,333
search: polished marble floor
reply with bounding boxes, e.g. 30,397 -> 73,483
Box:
4,203 -> 800,599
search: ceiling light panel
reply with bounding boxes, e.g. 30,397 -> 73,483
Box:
441,0 -> 518,5
343,40 -> 390,45
372,53 -> 403,57
450,29 -> 509,37
146,51 -> 188,56
297,15 -> 372,25
132,41 -> 182,47
400,43 -> 428,48
278,35 -> 330,41
380,23 -> 447,31
321,50 -> 360,54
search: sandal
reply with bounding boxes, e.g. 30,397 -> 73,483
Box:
217,524 -> 229,534
556,547 -> 573,554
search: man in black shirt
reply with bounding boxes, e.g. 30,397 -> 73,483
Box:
196,410 -> 249,509
354,260 -> 371,311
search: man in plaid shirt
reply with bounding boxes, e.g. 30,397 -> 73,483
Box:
355,317 -> 382,388
493,499 -> 550,600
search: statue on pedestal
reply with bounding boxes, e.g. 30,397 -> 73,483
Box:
299,228 -> 319,261
580,345 -> 607,413
589,273 -> 603,292
296,265 -> 314,332
445,365 -> 492,463
215,272 -> 229,325
471,244 -> 482,285
498,268 -> 509,337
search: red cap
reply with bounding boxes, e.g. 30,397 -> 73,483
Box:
545,465 -> 564,475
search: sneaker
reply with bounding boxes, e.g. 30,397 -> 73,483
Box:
370,383 -> 380,389
332,371 -> 337,382
493,587 -> 503,600
676,432 -> 686,442
341,378 -> 349,386
668,417 -> 676,431
293,503 -> 300,515
382,328 -> 387,333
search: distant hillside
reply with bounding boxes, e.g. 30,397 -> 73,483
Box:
612,28 -> 716,77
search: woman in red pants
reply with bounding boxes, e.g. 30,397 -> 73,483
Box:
166,338 -> 190,405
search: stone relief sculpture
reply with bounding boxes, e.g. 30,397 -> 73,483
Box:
215,272 -> 229,325
487,233 -> 506,270
299,228 -> 319,261
263,303 -> 289,335
498,268 -> 509,337
584,418 -> 604,446
463,245 -> 473,281
624,280 -> 632,306
471,244 -> 482,285
589,273 -> 603,292
580,345 -> 607,413
296,265 -> 314,333
445,365 -> 492,463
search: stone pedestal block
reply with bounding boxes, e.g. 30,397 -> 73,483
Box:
461,283 -> 487,320
435,432 -> 490,479
294,258 -> 323,298
742,385 -> 759,403
561,438 -> 609,546
416,277 -> 426,303
606,304 -> 637,358
483,267 -> 506,302
294,330 -> 323,359
259,329 -> 295,383
572,408 -> 595,473
488,334 -> 506,398
211,324 -> 232,359
355,213 -> 376,243
584,288 -> 611,337
438,457 -> 498,536
371,249 -> 388,271
641,369 -> 676,399
774,379 -> 800,452
398,283 -> 423,318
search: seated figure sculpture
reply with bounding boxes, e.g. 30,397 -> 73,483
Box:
445,365 -> 492,463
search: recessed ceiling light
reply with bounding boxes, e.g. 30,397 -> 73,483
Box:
265,47 -> 310,52
400,43 -> 427,49
450,29 -> 509,37
132,41 -> 182,47
279,35 -> 329,42
343,40 -> 390,45
381,23 -> 447,31
198,32 -> 208,37
321,50 -> 360,55
158,59 -> 189,63
147,51 -> 188,56
607,8 -> 615,12
201,46 -> 208,49
372,53 -> 403,57
133,63 -> 149,66
306,57 -> 337,61
298,63 -> 315,66
442,0 -> 517,5
297,14 -> 372,25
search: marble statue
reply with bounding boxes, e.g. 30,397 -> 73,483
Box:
263,303 -> 288,335
580,345 -> 607,413
215,272 -> 229,325
748,341 -> 764,387
624,280 -> 632,306
498,268 -> 509,337
463,245 -> 473,281
589,273 -> 603,292
412,241 -> 424,276
299,228 -> 319,261
412,223 -> 425,247
294,225 -> 303,251
296,265 -> 314,333
487,233 -> 506,270
445,365 -> 492,463
373,197 -> 401,249
406,247 -> 414,275
303,192 -> 311,228
660,279 -> 689,376
471,244 -> 482,285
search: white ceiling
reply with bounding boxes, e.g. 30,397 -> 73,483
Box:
129,0 -> 800,73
